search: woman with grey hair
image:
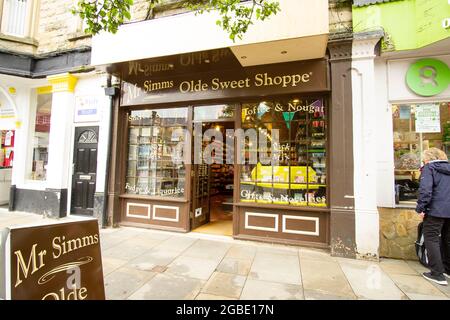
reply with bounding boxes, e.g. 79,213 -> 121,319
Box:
416,147 -> 450,286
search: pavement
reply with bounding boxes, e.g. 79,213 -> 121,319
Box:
1,210 -> 450,300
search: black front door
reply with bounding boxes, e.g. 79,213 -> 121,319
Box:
71,126 -> 99,215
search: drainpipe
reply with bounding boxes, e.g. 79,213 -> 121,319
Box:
102,75 -> 119,227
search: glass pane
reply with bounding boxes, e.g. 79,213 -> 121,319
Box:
194,104 -> 235,120
126,108 -> 188,198
5,0 -> 28,36
30,92 -> 52,181
240,98 -> 328,207
242,102 -> 273,124
393,102 -> 450,205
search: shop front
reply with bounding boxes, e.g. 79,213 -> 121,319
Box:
374,50 -> 450,259
93,0 -> 360,255
103,48 -> 345,248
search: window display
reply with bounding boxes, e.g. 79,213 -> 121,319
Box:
125,108 -> 188,198
30,92 -> 52,181
392,102 -> 450,205
0,130 -> 14,168
240,99 -> 327,207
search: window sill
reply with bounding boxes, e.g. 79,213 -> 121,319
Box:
67,32 -> 91,42
0,33 -> 38,47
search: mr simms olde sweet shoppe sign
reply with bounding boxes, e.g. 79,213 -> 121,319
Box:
1,220 -> 105,300
121,59 -> 329,106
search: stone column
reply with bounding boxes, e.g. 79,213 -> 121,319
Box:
46,73 -> 78,217
328,37 -> 356,258
351,31 -> 383,260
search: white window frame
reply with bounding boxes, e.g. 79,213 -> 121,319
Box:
0,0 -> 39,38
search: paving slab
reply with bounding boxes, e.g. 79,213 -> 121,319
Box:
166,255 -> 220,280
389,274 -> 447,298
379,259 -> 418,276
132,230 -> 172,241
128,248 -> 181,271
216,257 -> 253,276
406,293 -> 450,300
104,267 -> 155,300
102,256 -> 129,276
428,280 -> 450,298
300,259 -> 356,298
256,245 -> 299,256
299,248 -> 335,262
201,272 -> 246,299
304,289 -> 357,300
128,273 -> 205,300
183,239 -> 232,261
153,236 -> 198,253
337,258 -> 408,300
121,236 -> 163,250
248,252 -> 301,285
225,245 -> 257,260
99,235 -> 129,251
195,293 -> 237,300
240,279 -> 304,300
102,240 -> 153,261
405,260 -> 429,274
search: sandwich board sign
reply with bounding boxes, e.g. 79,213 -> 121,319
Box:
1,219 -> 105,300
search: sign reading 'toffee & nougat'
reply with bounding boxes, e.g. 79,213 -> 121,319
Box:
6,219 -> 105,300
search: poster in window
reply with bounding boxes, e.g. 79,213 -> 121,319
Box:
415,104 -> 441,133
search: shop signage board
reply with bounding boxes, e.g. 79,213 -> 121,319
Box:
1,219 -> 105,300
415,104 -> 441,133
121,59 -> 329,106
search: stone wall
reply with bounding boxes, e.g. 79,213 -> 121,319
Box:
379,207 -> 422,260
329,0 -> 353,35
36,0 -> 91,55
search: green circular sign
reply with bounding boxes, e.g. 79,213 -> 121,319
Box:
406,58 -> 450,96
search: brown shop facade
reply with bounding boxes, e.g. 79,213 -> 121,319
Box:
106,50 -> 341,249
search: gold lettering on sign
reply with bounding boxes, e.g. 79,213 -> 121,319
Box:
143,80 -> 174,93
254,72 -> 311,88
52,234 -> 99,259
14,244 -> 47,287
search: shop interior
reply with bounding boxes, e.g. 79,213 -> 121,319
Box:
192,121 -> 234,236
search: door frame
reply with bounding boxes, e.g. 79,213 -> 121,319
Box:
189,105 -> 237,232
68,124 -> 100,216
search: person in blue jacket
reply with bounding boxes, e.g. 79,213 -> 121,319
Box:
416,147 -> 450,286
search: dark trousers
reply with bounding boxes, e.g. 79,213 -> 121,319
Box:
423,215 -> 450,275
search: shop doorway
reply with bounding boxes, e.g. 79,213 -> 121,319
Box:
71,126 -> 99,216
191,121 -> 234,236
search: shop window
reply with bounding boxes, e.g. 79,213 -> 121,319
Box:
393,102 -> 450,205
126,107 -> 188,198
29,92 -> 52,181
0,130 -> 14,168
240,99 -> 327,207
194,104 -> 235,120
